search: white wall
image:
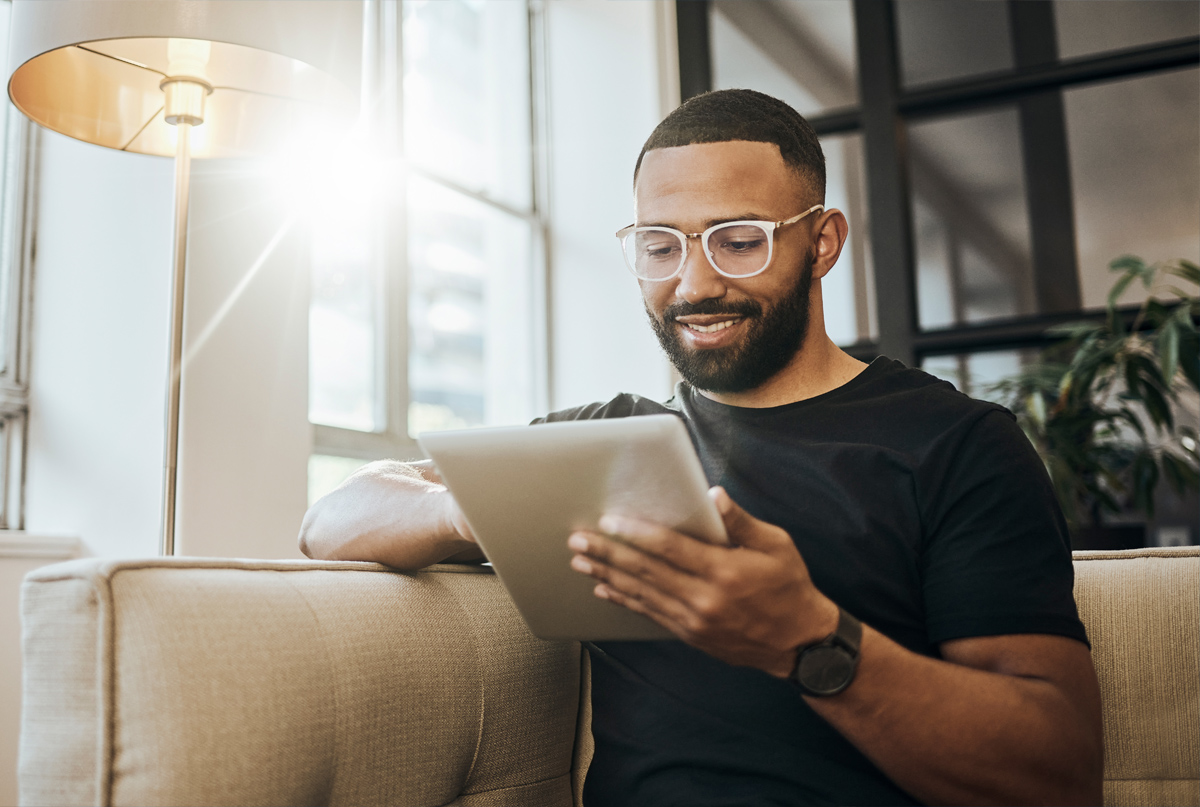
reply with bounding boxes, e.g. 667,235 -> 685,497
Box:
174,161 -> 309,559
20,136 -> 310,561
24,133 -> 173,558
544,0 -> 674,410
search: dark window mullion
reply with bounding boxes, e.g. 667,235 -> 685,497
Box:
854,0 -> 916,365
897,37 -> 1199,119
677,0 -> 713,102
1010,0 -> 1081,314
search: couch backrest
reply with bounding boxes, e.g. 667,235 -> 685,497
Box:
19,549 -> 1200,807
1073,547 -> 1200,807
19,558 -> 585,807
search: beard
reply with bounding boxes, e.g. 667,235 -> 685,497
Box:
646,252 -> 814,394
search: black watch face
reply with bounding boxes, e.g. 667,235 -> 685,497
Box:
797,646 -> 856,695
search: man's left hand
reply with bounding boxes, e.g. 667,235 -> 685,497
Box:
568,486 -> 839,677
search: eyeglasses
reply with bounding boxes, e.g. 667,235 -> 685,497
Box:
615,205 -> 824,282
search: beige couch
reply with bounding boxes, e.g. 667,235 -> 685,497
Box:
18,547 -> 1199,807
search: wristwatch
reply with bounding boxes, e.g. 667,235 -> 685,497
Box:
788,607 -> 862,697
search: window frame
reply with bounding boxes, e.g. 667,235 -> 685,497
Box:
0,95 -> 37,530
677,0 -> 1200,366
310,0 -> 550,464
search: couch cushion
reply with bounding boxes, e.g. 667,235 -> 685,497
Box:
1074,547 -> 1200,807
20,558 -> 582,807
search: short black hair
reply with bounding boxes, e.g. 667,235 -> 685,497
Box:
633,89 -> 826,200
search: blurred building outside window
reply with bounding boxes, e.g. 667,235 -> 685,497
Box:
308,0 -> 544,502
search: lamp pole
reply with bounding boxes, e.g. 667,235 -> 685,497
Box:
160,75 -> 209,556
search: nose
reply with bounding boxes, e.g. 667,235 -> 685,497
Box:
675,235 -> 727,304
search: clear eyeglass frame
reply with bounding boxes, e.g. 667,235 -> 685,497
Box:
614,204 -> 825,281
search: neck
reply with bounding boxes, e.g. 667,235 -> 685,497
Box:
695,335 -> 868,409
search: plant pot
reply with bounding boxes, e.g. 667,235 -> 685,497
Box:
1070,524 -> 1146,551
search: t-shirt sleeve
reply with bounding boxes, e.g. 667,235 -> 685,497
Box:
916,409 -> 1089,647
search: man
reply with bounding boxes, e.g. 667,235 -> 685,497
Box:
301,89 -> 1103,806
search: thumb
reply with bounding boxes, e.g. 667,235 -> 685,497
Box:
709,487 -> 788,553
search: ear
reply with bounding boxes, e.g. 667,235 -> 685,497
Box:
811,208 -> 849,280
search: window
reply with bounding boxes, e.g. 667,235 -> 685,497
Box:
0,0 -> 34,530
307,0 -> 544,500
695,0 -> 1199,362
687,0 -> 1199,542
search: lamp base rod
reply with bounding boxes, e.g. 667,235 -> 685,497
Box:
161,122 -> 192,556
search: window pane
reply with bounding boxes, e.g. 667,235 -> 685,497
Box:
309,194 -> 380,432
710,0 -> 858,117
820,133 -> 876,345
921,349 -> 1033,402
308,454 -> 370,506
1055,1 -> 1199,61
408,176 -> 535,435
896,0 -> 1013,88
403,0 -> 532,210
909,107 -> 1034,329
1065,68 -> 1200,310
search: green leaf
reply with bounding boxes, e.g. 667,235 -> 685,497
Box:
1028,391 -> 1047,428
1161,452 -> 1200,495
1114,406 -> 1147,440
1109,255 -> 1145,274
1142,382 -> 1174,432
1160,322 -> 1180,383
1107,270 -> 1139,309
1164,259 -> 1200,288
1144,299 -> 1172,328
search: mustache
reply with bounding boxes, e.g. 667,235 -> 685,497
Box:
662,298 -> 762,322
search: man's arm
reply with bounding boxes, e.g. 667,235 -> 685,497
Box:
567,487 -> 1103,807
299,460 -> 485,569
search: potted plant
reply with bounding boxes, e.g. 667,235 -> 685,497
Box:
989,256 -> 1199,549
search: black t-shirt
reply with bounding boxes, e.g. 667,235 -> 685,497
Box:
535,357 -> 1087,807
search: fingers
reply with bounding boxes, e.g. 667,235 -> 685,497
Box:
569,534 -> 698,633
709,487 -> 791,554
569,529 -> 697,595
595,514 -> 716,575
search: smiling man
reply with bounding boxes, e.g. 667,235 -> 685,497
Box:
300,89 -> 1103,806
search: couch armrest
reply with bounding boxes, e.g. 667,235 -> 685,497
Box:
1074,547 -> 1200,807
20,557 -> 583,807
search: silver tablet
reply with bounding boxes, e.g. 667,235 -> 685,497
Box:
418,414 -> 727,641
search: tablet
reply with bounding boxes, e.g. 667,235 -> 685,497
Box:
418,414 -> 727,641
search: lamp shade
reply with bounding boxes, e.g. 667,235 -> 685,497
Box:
6,0 -> 362,158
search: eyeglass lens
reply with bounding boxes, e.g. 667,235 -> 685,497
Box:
624,223 -> 772,279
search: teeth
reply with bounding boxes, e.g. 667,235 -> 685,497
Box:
684,319 -> 739,333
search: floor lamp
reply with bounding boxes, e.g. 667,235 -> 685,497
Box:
6,1 -> 360,555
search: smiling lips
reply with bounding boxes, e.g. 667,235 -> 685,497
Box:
674,314 -> 746,335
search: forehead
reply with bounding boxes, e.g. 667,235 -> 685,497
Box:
634,140 -> 808,225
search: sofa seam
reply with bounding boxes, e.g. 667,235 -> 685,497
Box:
433,574 -> 488,791
272,570 -> 342,803
98,568 -> 117,806
1103,777 -> 1200,782
456,769 -> 571,798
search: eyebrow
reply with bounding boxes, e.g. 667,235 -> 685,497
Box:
637,213 -> 770,230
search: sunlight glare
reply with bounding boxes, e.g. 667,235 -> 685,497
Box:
268,121 -> 398,226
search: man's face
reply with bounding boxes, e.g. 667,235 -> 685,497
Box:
634,141 -> 819,394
